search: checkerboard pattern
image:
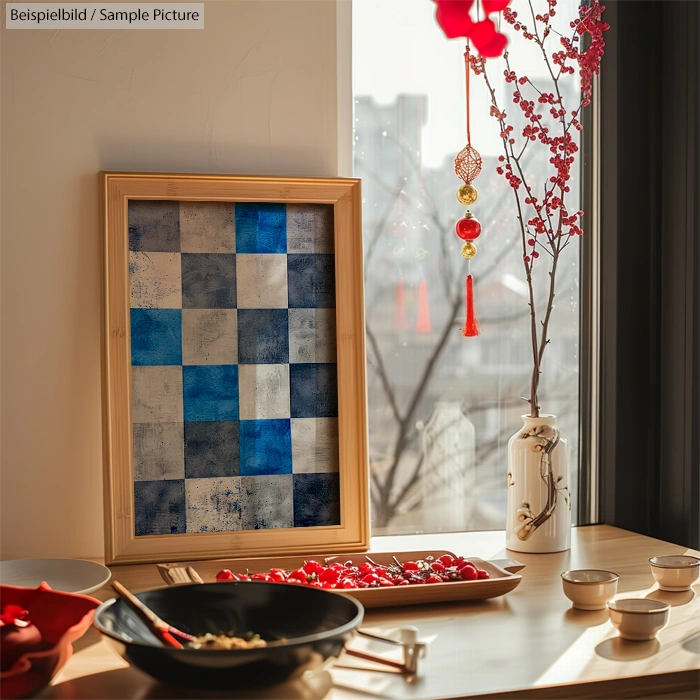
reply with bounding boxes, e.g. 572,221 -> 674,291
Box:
129,201 -> 341,536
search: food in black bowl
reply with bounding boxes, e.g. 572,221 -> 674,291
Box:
93,581 -> 363,690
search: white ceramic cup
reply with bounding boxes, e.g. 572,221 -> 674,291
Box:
561,569 -> 619,610
649,555 -> 700,592
608,598 -> 670,641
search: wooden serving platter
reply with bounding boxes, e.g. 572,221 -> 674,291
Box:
157,550 -> 524,608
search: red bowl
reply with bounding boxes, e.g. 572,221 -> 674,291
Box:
0,582 -> 100,699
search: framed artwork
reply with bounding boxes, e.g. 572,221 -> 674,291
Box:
101,173 -> 369,565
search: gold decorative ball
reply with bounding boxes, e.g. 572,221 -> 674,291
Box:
456,183 -> 478,206
461,241 -> 477,259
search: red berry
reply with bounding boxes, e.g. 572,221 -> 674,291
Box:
250,573 -> 268,581
402,561 -> 420,571
426,575 -> 443,584
216,569 -> 236,581
460,565 -> 479,581
437,555 -> 455,567
477,569 -> 490,580
397,580 -> 410,586
378,577 -> 395,587
431,562 -> 446,572
288,569 -> 307,582
320,568 -> 340,584
268,571 -> 286,583
303,560 -> 323,575
361,573 -> 379,584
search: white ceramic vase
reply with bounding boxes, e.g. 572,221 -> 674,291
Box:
506,414 -> 571,553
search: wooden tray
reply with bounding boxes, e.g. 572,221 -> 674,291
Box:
157,550 -> 524,608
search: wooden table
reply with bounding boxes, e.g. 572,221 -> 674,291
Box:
37,526 -> 700,699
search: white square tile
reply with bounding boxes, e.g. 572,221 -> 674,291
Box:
238,364 -> 290,420
291,418 -> 339,473
182,309 -> 237,365
288,309 -> 337,363
185,477 -> 242,533
129,252 -> 182,308
133,422 -> 184,481
132,366 -> 183,423
236,254 -> 288,309
180,202 -> 236,253
287,204 -> 334,253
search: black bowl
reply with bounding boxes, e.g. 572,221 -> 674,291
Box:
93,581 -> 363,690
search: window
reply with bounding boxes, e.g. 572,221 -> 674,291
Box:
353,0 -> 583,534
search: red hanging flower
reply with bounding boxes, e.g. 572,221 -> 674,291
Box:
433,0 -> 510,57
482,0 -> 511,12
0,605 -> 30,627
433,0 -> 474,39
470,18 -> 508,57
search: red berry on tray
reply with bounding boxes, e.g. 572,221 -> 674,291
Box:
303,560 -> 324,576
361,573 -> 379,584
426,574 -> 443,584
288,569 -> 306,582
438,555 -> 455,567
403,561 -> 420,571
268,571 -> 286,583
477,569 -> 490,579
431,562 -> 446,572
215,569 -> 236,581
460,565 -> 479,581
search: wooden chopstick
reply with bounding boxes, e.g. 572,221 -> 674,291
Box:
111,580 -> 193,647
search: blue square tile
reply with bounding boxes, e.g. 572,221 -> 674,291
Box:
289,364 -> 338,418
293,473 -> 340,527
235,203 -> 287,254
183,365 -> 239,422
134,480 -> 186,535
237,309 -> 289,364
239,419 -> 292,475
287,254 -> 335,308
185,421 -> 240,478
182,253 -> 237,309
130,309 -> 182,366
129,200 -> 180,252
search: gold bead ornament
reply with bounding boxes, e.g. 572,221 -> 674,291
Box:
456,183 -> 478,206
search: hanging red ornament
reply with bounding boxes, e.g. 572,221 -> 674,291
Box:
416,277 -> 432,333
452,42 -> 483,337
455,211 -> 482,240
463,274 -> 480,337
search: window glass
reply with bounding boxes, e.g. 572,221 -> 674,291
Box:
353,0 -> 582,534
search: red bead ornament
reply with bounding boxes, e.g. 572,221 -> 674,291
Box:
455,212 -> 482,240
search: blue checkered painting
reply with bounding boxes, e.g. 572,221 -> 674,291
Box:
129,201 -> 340,536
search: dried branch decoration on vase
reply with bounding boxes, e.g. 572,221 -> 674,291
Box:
470,0 -> 608,416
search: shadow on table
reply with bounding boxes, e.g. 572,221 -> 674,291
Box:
645,589 -> 696,607
564,607 -> 609,627
682,633 -> 700,654
41,668 -> 334,700
594,637 -> 660,661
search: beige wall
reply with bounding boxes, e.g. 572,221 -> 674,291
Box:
0,0 -> 343,559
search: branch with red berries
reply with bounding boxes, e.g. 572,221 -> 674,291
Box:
455,0 -> 607,417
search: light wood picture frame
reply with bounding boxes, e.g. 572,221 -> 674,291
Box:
102,172 -> 369,565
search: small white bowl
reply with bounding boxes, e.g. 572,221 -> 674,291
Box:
608,598 -> 670,641
0,558 -> 111,595
561,569 -> 619,610
649,555 -> 700,592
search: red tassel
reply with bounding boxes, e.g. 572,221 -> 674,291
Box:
394,280 -> 408,329
463,274 -> 480,337
416,277 -> 432,333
